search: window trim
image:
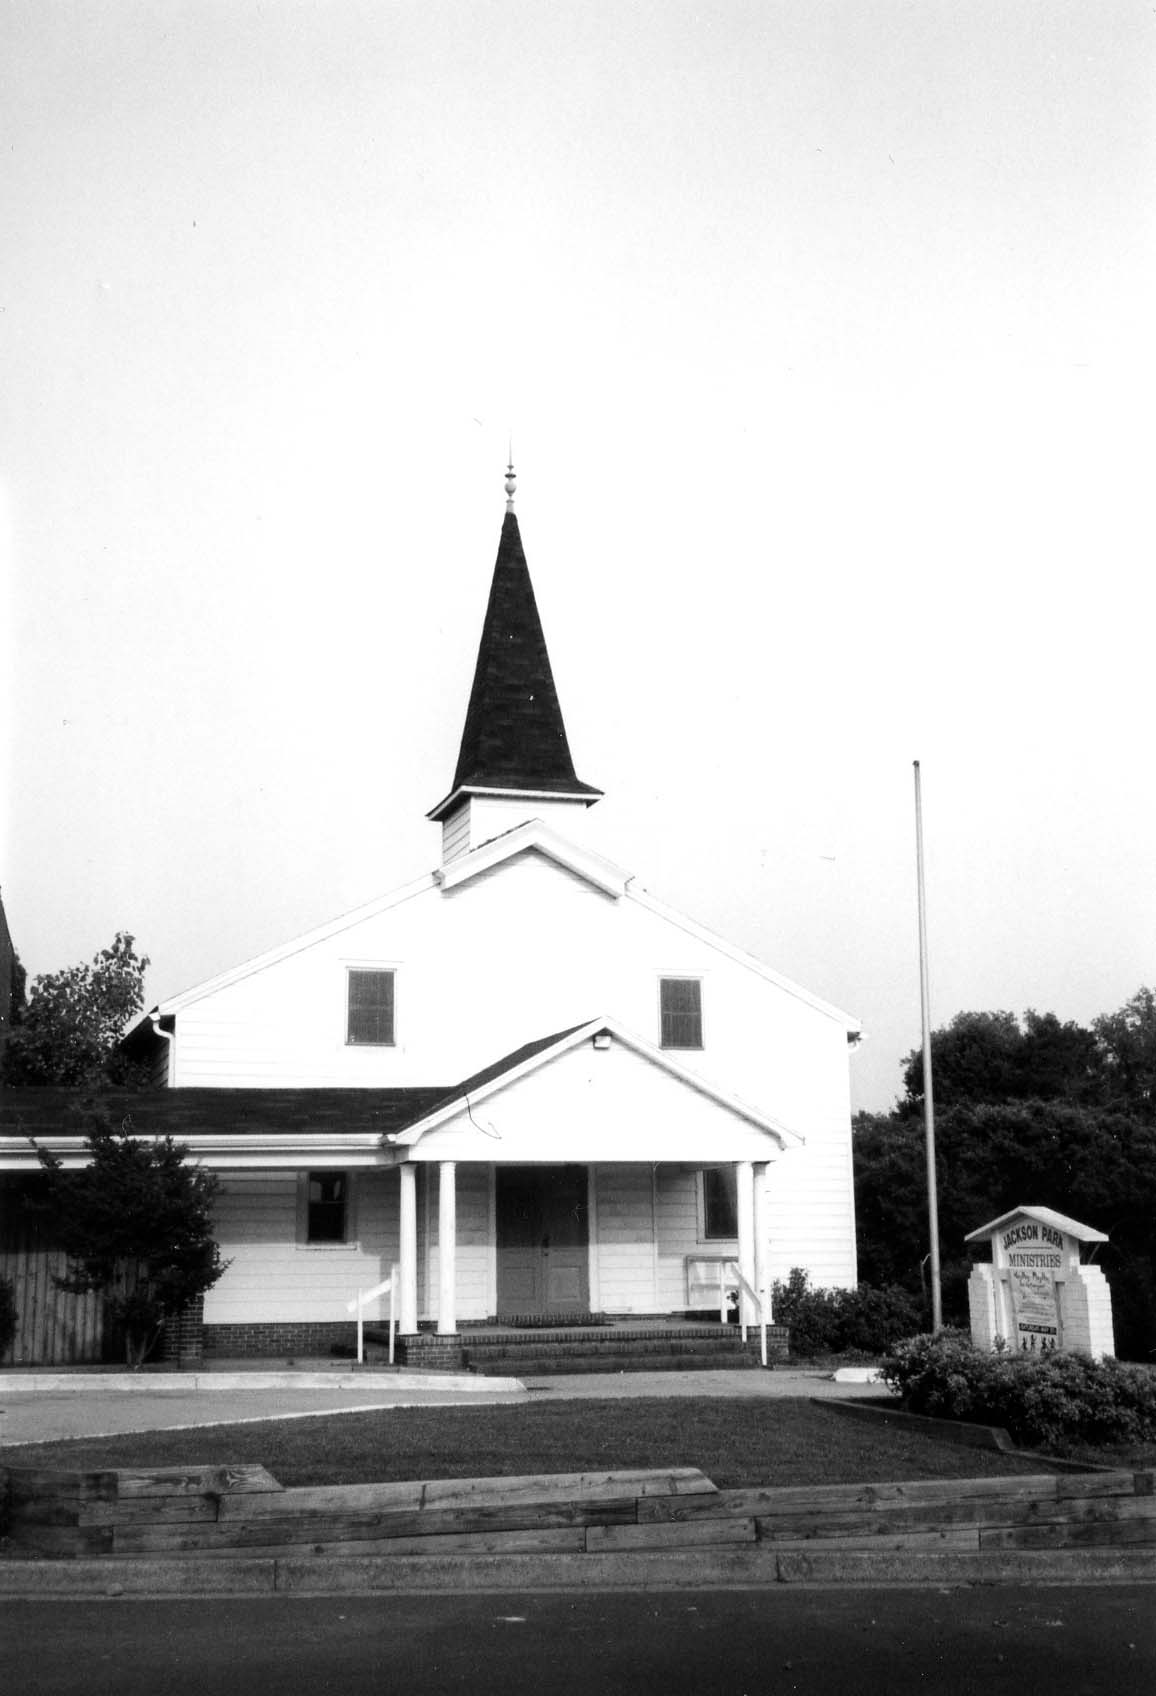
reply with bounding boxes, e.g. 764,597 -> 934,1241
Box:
297,1170 -> 357,1248
344,966 -> 397,1048
658,975 -> 704,1050
699,1166 -> 738,1243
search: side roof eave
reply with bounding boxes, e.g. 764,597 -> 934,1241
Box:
626,884 -> 862,1035
148,871 -> 439,1020
390,1015 -> 804,1152
443,821 -> 861,1033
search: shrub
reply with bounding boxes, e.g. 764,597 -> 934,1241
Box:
772,1269 -> 924,1358
0,1273 -> 16,1360
880,1329 -> 1156,1449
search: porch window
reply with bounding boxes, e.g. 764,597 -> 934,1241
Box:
306,1171 -> 348,1243
660,977 -> 702,1048
347,969 -> 395,1046
702,1167 -> 738,1240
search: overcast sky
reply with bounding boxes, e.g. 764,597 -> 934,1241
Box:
3,1 -> 1153,1111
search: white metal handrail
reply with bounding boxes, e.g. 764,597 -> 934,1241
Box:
720,1259 -> 771,1368
345,1265 -> 400,1365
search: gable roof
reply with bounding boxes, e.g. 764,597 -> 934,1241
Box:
388,1015 -> 803,1151
142,872 -> 437,1020
436,817 -> 632,897
132,815 -> 859,1036
2,1016 -> 794,1153
428,510 -> 601,820
436,819 -> 859,1032
964,1206 -> 1110,1245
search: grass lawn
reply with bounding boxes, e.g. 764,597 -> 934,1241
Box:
0,1398 -> 1065,1489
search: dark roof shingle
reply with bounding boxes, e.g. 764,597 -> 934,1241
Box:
449,512 -> 600,799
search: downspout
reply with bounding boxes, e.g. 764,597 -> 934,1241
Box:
149,1012 -> 176,1087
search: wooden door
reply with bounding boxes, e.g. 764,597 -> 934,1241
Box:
495,1166 -> 589,1319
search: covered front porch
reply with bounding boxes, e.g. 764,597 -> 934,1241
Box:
394,1157 -> 777,1336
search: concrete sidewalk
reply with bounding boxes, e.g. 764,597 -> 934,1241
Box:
0,1366 -> 889,1447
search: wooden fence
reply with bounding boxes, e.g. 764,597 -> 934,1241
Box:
0,1176 -> 105,1365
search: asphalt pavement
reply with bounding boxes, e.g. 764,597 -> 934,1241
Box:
4,1588 -> 1154,1696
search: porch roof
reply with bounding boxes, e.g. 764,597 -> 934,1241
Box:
0,1086 -> 453,1143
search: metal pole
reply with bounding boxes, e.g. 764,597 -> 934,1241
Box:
914,760 -> 943,1332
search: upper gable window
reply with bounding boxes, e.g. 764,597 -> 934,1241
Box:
660,977 -> 703,1049
347,969 -> 395,1046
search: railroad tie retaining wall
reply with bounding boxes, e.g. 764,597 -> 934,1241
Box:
4,1463 -> 1155,1567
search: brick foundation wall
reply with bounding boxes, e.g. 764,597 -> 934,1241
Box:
161,1296 -> 205,1366
202,1322 -> 360,1358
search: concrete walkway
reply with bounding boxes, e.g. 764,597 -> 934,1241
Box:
0,1366 -> 889,1447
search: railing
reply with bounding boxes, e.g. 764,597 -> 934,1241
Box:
686,1255 -> 772,1368
346,1265 -> 400,1365
726,1262 -> 771,1369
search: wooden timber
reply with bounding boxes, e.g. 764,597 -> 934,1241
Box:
4,1463 -> 1153,1568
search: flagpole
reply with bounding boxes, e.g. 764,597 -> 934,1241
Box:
914,760 -> 943,1332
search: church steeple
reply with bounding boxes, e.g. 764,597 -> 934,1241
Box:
428,468 -> 601,861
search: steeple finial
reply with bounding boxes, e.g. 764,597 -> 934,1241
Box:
504,450 -> 516,512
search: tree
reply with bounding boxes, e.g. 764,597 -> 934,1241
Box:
900,1008 -> 1102,1111
2,932 -> 149,1086
38,1105 -> 226,1366
1093,987 -> 1156,1117
901,1010 -> 1023,1110
859,987 -> 1156,1359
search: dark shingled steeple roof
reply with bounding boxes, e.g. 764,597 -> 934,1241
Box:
438,509 -> 601,808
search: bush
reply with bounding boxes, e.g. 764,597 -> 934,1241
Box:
0,1274 -> 16,1360
772,1269 -> 924,1358
880,1329 -> 1156,1449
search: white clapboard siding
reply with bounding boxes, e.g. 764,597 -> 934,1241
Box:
204,1171 -> 399,1324
592,1164 -> 658,1312
654,1167 -> 722,1311
169,845 -> 857,1291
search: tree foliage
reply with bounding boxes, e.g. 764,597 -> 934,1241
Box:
900,1008 -> 1104,1111
2,932 -> 149,1086
38,1105 -> 226,1366
1092,987 -> 1156,1113
857,987 -> 1156,1361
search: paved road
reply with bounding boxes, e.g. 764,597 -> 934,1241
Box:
0,1368 -> 886,1446
3,1588 -> 1152,1695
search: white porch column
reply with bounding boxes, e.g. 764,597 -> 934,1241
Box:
438,1160 -> 457,1335
736,1160 -> 756,1326
752,1161 -> 770,1321
398,1162 -> 418,1334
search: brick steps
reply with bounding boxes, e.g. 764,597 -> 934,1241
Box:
382,1322 -> 786,1377
462,1350 -> 764,1375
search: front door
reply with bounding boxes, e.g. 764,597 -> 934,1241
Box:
495,1165 -> 590,1319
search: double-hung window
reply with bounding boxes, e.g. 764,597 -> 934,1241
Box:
305,1171 -> 348,1244
347,969 -> 395,1046
660,977 -> 703,1049
701,1167 -> 738,1240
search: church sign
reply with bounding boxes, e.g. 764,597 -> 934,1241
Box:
965,1206 -> 1115,1361
1000,1219 -> 1064,1352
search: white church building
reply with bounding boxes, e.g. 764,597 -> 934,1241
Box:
2,470 -> 861,1367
